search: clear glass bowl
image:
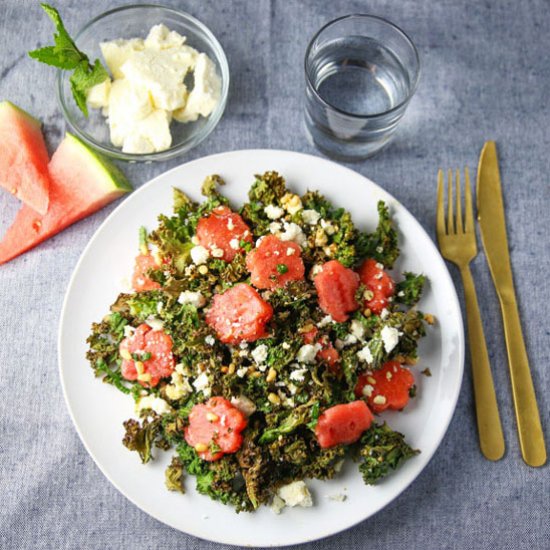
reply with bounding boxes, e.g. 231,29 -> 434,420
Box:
56,4 -> 229,162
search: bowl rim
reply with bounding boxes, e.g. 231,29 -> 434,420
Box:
56,3 -> 230,162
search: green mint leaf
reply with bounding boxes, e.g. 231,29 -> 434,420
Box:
29,4 -> 108,117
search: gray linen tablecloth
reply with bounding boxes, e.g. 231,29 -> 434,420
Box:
1,1 -> 549,548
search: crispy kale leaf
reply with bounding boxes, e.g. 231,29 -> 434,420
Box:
358,423 -> 419,484
165,456 -> 186,493
122,416 -> 170,464
355,201 -> 399,268
395,272 -> 426,306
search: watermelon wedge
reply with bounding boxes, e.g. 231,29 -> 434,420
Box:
0,101 -> 51,215
0,133 -> 131,265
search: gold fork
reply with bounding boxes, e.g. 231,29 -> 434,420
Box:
436,168 -> 505,461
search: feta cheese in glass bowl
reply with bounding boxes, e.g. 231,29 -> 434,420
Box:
56,4 -> 229,162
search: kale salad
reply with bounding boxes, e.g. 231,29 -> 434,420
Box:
87,171 -> 431,513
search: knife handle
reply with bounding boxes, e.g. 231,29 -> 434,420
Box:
460,266 -> 505,461
500,296 -> 547,467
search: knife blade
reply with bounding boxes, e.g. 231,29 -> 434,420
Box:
477,141 -> 546,467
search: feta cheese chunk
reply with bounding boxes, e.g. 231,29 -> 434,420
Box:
173,53 -> 221,122
192,372 -> 211,396
270,495 -> 286,515
350,319 -> 366,340
145,316 -> 164,331
264,204 -> 285,220
230,395 -> 257,417
302,209 -> 321,225
100,38 -> 145,79
277,481 -> 313,507
381,326 -> 400,353
145,23 -> 186,50
357,345 -> 373,363
296,344 -> 320,364
279,222 -> 307,247
136,395 -> 173,415
251,344 -> 268,364
178,290 -> 205,308
190,245 -> 209,265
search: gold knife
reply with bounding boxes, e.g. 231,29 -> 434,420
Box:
477,141 -> 546,467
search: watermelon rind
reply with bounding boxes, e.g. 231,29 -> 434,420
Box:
64,132 -> 132,192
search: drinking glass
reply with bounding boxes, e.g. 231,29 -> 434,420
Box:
304,14 -> 420,161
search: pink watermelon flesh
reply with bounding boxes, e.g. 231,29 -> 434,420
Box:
0,101 -> 51,215
0,133 -> 131,265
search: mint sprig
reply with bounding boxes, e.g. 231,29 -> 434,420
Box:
29,3 -> 108,117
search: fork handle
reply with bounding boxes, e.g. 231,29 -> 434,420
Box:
460,265 -> 505,460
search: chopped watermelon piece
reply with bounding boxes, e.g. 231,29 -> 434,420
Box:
0,133 -> 131,265
196,206 -> 253,262
358,259 -> 395,314
246,235 -> 305,289
315,401 -> 374,448
132,253 -> 161,292
119,323 -> 176,387
314,260 -> 360,322
184,397 -> 247,461
205,283 -> 273,345
0,101 -> 51,215
355,361 -> 415,412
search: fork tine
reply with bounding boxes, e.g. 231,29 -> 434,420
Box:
447,169 -> 454,234
437,169 -> 446,236
464,167 -> 474,233
455,169 -> 463,233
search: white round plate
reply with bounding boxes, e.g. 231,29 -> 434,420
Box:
59,150 -> 464,547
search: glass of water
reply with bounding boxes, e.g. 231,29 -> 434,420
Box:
304,14 -> 420,161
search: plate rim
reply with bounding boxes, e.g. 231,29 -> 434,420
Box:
58,148 -> 464,547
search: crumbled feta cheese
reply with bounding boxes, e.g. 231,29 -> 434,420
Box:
302,209 -> 321,225
277,480 -> 313,507
136,395 -> 173,415
380,308 -> 390,320
280,193 -> 303,215
282,342 -> 291,350
230,395 -> 257,416
397,290 -> 405,297
173,52 -> 221,122
317,315 -> 334,328
226,218 -> 234,230
236,367 -> 248,378
145,316 -> 164,331
210,247 -> 224,258
270,495 -> 286,515
178,290 -> 205,308
268,222 -> 282,234
264,204 -> 285,220
251,344 -> 268,364
204,335 -> 215,346
192,372 -> 211,396
296,344 -> 320,364
320,219 -> 337,235
286,247 -> 296,256
279,222 -> 307,247
229,238 -> 240,250
357,345 -> 374,363
350,319 -> 365,340
381,326 -> 400,353
190,245 -> 209,265
289,368 -> 308,382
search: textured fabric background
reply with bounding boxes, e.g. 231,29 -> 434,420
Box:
1,1 -> 549,549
